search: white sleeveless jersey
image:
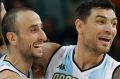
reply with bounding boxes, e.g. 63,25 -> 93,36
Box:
0,55 -> 33,79
45,45 -> 120,79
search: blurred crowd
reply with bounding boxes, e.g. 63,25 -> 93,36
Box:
1,0 -> 120,61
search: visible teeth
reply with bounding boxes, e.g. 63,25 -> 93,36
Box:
99,37 -> 110,42
34,44 -> 41,48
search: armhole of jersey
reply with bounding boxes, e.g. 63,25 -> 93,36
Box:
0,69 -> 20,77
44,45 -> 62,74
112,65 -> 120,79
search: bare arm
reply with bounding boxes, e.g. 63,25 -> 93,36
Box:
32,42 -> 60,78
33,42 -> 61,68
112,66 -> 120,79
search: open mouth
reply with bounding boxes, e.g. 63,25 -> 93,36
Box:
33,43 -> 42,48
34,44 -> 41,48
99,37 -> 111,42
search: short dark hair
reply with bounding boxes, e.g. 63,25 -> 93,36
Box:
1,7 -> 32,46
75,0 -> 115,22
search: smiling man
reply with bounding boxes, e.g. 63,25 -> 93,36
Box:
0,8 -> 47,78
33,0 -> 120,79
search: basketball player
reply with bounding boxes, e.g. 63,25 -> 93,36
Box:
0,7 -> 47,78
34,0 -> 120,79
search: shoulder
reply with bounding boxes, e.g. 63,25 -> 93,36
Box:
33,43 -> 74,67
42,43 -> 74,63
106,54 -> 120,66
0,70 -> 29,79
42,42 -> 61,53
112,65 -> 120,79
0,70 -> 20,79
33,42 -> 61,67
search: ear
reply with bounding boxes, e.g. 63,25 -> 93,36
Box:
75,19 -> 83,34
6,32 -> 17,46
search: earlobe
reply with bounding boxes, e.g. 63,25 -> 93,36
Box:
6,32 -> 17,46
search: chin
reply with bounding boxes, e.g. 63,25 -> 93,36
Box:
97,47 -> 110,54
33,53 -> 43,59
100,45 -> 111,52
102,48 -> 110,54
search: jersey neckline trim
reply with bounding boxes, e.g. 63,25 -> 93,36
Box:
3,55 -> 30,78
72,49 -> 106,72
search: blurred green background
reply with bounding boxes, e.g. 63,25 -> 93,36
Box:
2,0 -> 120,61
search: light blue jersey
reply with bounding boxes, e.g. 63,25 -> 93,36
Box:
45,45 -> 120,79
0,55 -> 33,79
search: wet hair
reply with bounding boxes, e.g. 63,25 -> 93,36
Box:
1,7 -> 33,46
75,0 -> 115,22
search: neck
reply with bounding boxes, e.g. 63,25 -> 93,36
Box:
74,45 -> 104,70
6,49 -> 33,76
0,45 -> 7,54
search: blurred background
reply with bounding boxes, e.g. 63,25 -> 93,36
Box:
1,0 -> 120,61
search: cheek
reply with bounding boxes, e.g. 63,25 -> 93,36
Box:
25,38 -> 34,47
19,37 -> 33,47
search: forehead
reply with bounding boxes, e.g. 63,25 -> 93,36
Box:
90,8 -> 117,19
15,10 -> 42,29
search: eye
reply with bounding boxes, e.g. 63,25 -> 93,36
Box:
96,19 -> 106,25
31,27 -> 38,33
112,21 -> 117,27
40,25 -> 45,31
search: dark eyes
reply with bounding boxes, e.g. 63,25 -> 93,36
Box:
31,27 -> 37,32
112,22 -> 117,27
30,26 -> 44,33
96,19 -> 117,27
96,19 -> 106,25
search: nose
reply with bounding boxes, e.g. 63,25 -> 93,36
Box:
104,23 -> 117,36
38,30 -> 47,43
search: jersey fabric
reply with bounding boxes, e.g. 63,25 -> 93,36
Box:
45,45 -> 120,79
0,55 -> 33,79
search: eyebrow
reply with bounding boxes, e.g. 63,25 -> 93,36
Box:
96,15 -> 117,21
30,23 -> 43,28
